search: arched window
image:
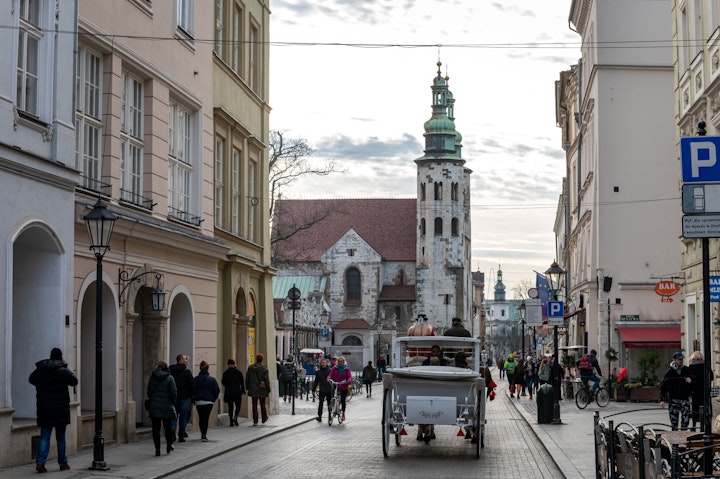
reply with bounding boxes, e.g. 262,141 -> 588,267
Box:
434,217 -> 443,236
451,217 -> 459,236
341,335 -> 363,346
420,218 -> 426,235
345,267 -> 361,302
434,181 -> 443,200
420,183 -> 426,201
451,182 -> 459,201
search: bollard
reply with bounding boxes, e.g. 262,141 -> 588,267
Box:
537,384 -> 554,424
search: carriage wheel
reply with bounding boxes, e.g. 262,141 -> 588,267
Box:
474,391 -> 482,458
382,388 -> 392,457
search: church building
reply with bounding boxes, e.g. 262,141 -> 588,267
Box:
271,62 -> 473,370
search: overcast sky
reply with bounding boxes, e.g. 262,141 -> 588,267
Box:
269,0 -> 581,297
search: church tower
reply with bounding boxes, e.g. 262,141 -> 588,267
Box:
494,266 -> 506,301
415,61 -> 473,331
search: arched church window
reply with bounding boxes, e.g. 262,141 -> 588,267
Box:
345,267 -> 361,302
434,217 -> 442,236
434,182 -> 443,200
420,183 -> 426,201
420,218 -> 426,235
451,182 -> 458,201
451,218 -> 459,236
341,335 -> 363,346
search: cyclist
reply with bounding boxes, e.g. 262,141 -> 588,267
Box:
576,349 -> 602,396
328,356 -> 352,421
313,357 -> 332,422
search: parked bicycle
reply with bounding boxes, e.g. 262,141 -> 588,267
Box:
575,379 -> 609,409
328,379 -> 347,425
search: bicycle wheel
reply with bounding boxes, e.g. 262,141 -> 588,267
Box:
575,387 -> 590,409
595,387 -> 610,407
328,397 -> 335,425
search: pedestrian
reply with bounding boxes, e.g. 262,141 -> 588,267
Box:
281,355 -> 296,401
687,351 -> 713,431
362,361 -> 377,397
444,317 -> 471,337
377,355 -> 387,381
514,357 -> 526,398
146,360 -> 177,456
496,356 -> 506,379
193,360 -> 220,441
538,356 -> 551,386
660,352 -> 695,431
169,353 -> 194,442
28,347 -> 78,473
314,357 -> 332,421
328,356 -> 353,421
246,353 -> 270,425
221,358 -> 245,427
276,355 -> 283,397
525,356 -> 536,400
504,354 -> 518,397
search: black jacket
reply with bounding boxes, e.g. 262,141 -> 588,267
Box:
147,370 -> 177,419
314,365 -> 332,394
28,359 -> 78,428
169,363 -> 195,400
688,361 -> 712,403
660,363 -> 694,401
193,370 -> 220,403
221,366 -> 246,403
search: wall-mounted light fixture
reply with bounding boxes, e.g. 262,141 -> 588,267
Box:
118,270 -> 165,311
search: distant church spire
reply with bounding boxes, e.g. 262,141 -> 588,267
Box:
494,265 -> 506,301
419,61 -> 463,159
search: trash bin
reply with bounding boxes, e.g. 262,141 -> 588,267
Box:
537,384 -> 554,424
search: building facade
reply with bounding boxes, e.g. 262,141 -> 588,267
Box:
554,0 -> 681,379
0,0 -> 273,467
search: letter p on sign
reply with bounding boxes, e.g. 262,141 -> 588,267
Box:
692,141 -> 717,177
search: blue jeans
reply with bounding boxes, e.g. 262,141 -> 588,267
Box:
581,373 -> 601,392
172,398 -> 191,437
37,425 -> 67,466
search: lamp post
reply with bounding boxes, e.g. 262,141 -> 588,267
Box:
519,301 -> 526,359
545,260 -> 566,425
376,321 -> 383,366
287,286 -> 301,416
84,199 -> 117,471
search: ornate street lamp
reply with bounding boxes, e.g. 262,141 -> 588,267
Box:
287,286 -> 301,415
519,300 -> 527,396
545,260 -> 566,425
84,199 -> 117,471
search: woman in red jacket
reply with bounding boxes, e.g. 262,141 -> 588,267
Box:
328,356 -> 352,421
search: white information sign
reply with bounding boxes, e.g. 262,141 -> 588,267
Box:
525,299 -> 542,327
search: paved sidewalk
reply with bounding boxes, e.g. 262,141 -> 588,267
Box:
502,379 -> 668,479
0,402 -> 314,479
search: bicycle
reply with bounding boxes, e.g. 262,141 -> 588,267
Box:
328,379 -> 347,425
575,379 -> 610,409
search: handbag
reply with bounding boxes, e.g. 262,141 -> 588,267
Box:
259,380 -> 267,389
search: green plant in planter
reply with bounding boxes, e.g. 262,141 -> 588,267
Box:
605,346 -> 618,371
638,349 -> 662,386
561,353 -> 576,376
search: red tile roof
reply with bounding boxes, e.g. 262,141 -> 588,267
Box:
272,198 -> 417,262
334,318 -> 371,329
379,284 -> 416,301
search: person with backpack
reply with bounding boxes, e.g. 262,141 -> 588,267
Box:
281,356 -> 296,401
503,354 -> 518,397
538,356 -> 552,385
576,349 -> 602,395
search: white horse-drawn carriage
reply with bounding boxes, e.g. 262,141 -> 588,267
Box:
381,336 -> 487,459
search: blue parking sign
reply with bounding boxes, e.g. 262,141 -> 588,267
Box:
681,136 -> 720,183
547,301 -> 564,326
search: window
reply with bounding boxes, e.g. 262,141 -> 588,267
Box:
420,218 -> 425,236
346,267 -> 361,302
120,72 -> 144,205
248,160 -> 256,241
177,0 -> 193,36
420,183 -> 426,201
215,0 -> 223,57
434,217 -> 442,236
451,182 -> 458,201
347,249 -> 355,257
231,147 -> 241,234
341,335 -> 363,346
17,0 -> 42,116
214,136 -> 225,228
249,22 -> 260,90
76,47 -> 103,190
169,101 -> 193,217
434,181 -> 442,200
451,218 -> 459,237
232,2 -> 243,74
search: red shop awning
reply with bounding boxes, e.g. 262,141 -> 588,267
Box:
617,326 -> 681,348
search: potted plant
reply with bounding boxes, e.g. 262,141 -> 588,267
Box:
629,349 -> 662,402
561,353 -> 577,399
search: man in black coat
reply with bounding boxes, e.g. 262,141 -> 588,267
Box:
169,353 -> 194,441
28,348 -> 78,473
444,317 -> 472,337
313,357 -> 332,422
660,352 -> 695,431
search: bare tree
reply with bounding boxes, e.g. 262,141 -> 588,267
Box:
268,130 -> 345,221
512,278 -> 535,300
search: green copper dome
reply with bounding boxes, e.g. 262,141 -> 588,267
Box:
419,61 -> 463,159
